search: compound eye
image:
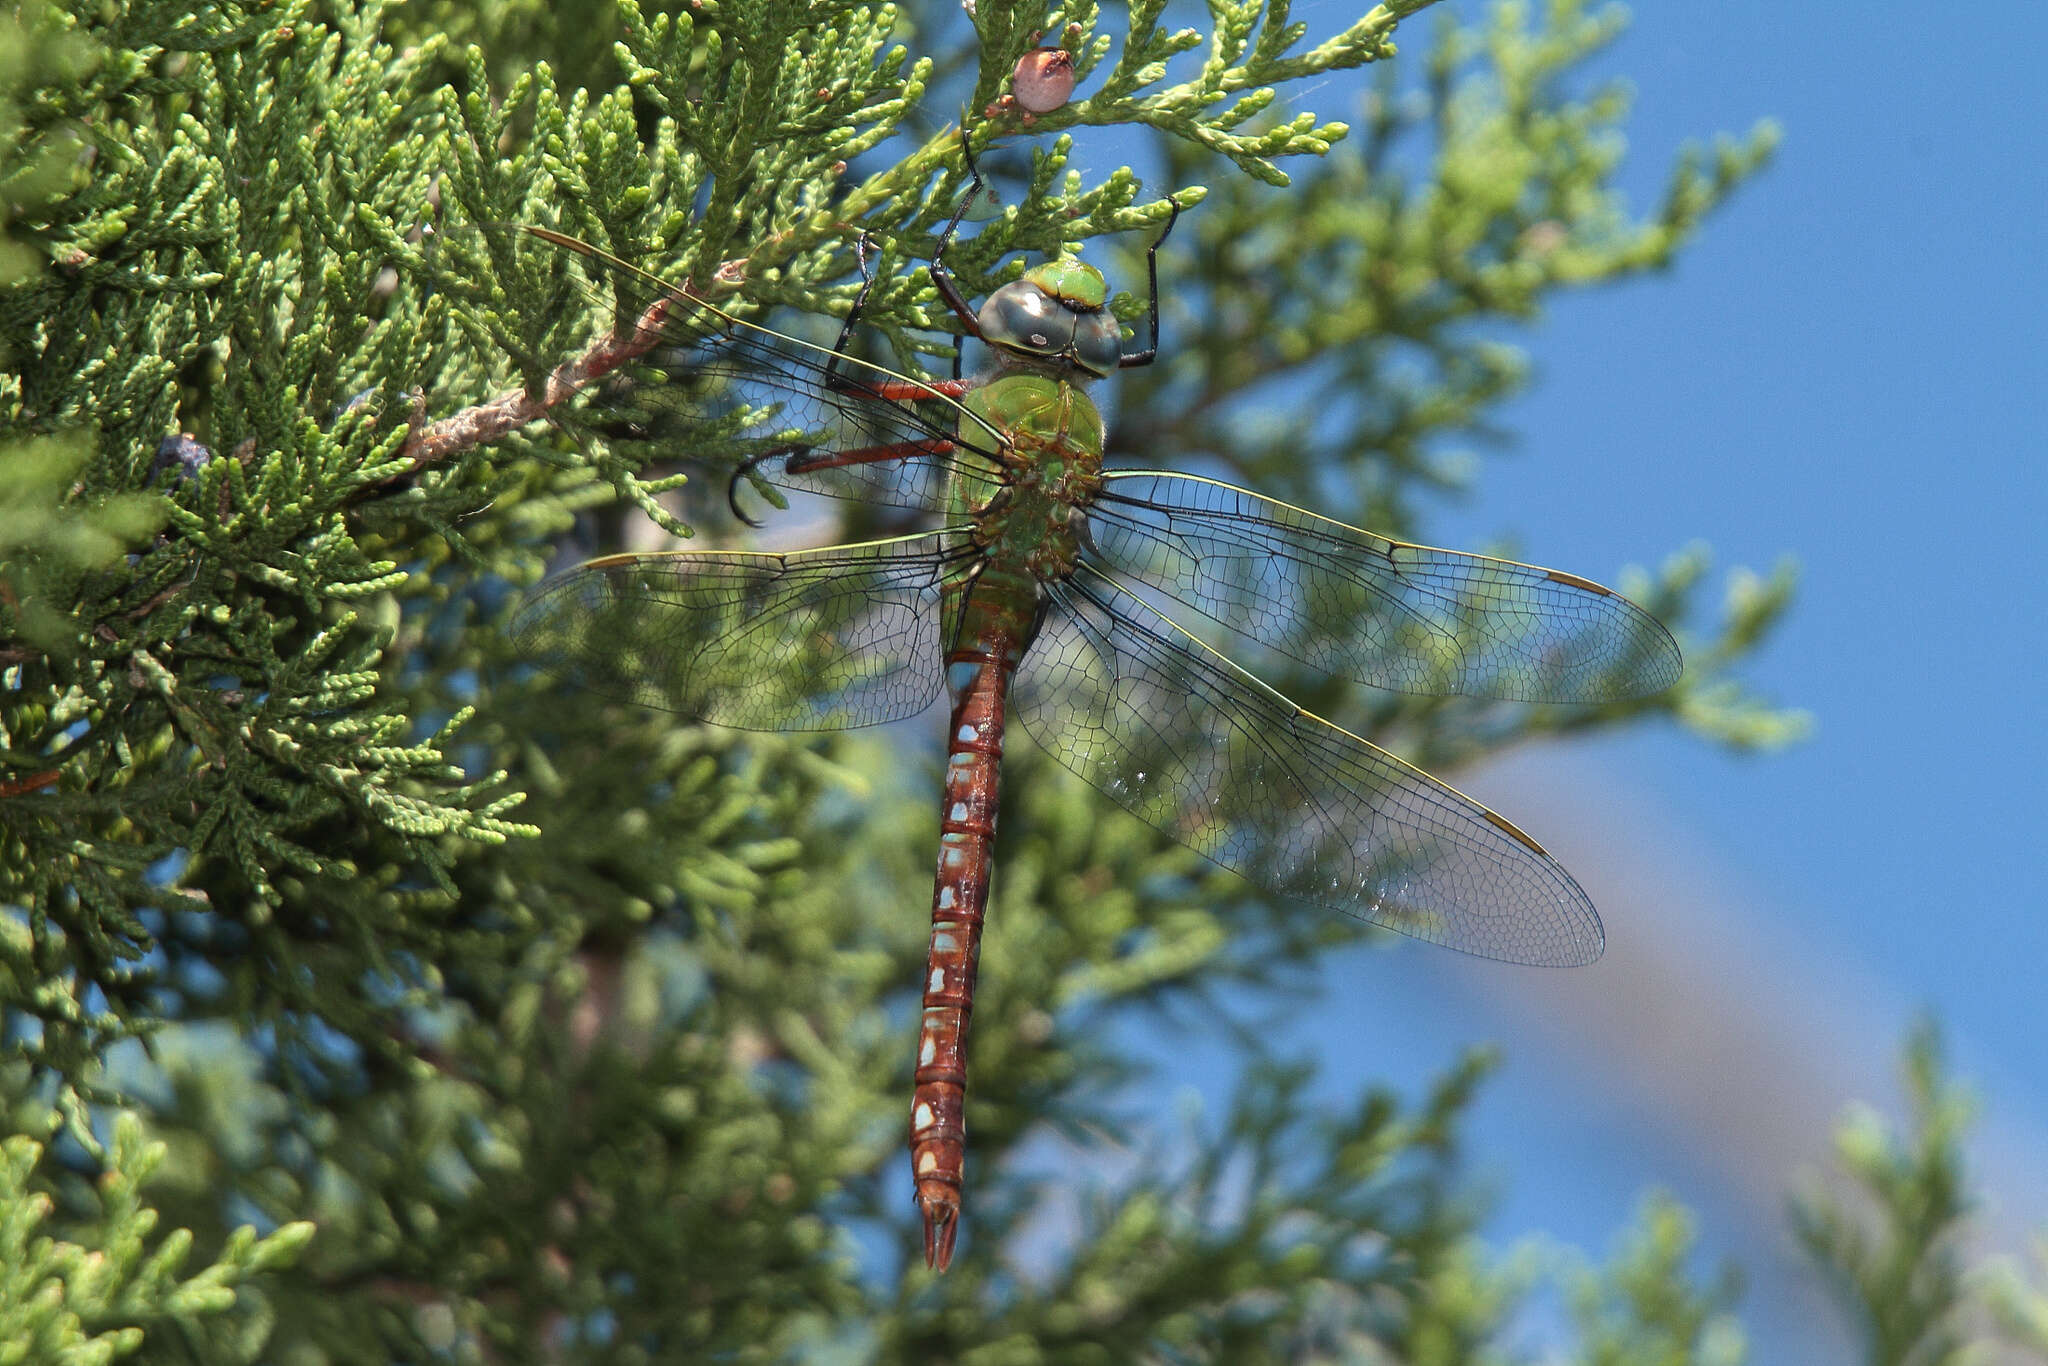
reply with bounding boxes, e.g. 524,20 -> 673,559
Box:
977,284 -> 1062,354
1071,312 -> 1122,377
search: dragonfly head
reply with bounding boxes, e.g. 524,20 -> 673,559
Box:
975,256 -> 1122,378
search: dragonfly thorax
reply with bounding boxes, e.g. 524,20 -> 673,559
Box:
976,260 -> 1122,379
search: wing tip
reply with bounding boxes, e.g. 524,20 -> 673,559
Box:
1471,900 -> 1606,968
1373,901 -> 1605,968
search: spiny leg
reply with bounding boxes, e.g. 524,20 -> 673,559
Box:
928,128 -> 992,337
725,226 -> 972,523
820,228 -> 886,390
825,128 -> 987,391
840,133 -> 988,388
784,436 -> 956,476
1118,195 -> 1182,370
727,434 -> 964,526
819,229 -> 976,399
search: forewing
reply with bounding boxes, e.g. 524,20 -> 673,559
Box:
509,533 -> 963,729
472,224 -> 1005,514
1013,568 -> 1603,965
1088,472 -> 1681,704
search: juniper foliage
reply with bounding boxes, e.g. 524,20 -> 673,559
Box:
1790,1021 -> 2048,1366
4,0 -> 2020,1361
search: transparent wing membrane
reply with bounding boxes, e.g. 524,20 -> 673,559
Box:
510,533 -> 966,730
1089,472 -> 1681,704
471,224 -> 1004,514
482,229 -> 1683,968
1014,567 -> 1604,965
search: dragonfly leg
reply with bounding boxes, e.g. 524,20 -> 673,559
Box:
858,377 -> 974,402
928,129 -> 990,337
726,436 -> 963,526
821,229 -> 885,391
785,436 -> 957,475
825,216 -> 977,402
820,234 -> 972,398
1118,195 -> 1183,369
727,216 -> 973,524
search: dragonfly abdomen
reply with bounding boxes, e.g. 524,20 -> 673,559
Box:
909,573 -> 1041,1271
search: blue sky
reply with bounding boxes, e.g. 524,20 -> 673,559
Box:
1118,1 -> 2045,1357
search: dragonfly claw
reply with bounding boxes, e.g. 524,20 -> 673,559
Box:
727,452 -> 772,528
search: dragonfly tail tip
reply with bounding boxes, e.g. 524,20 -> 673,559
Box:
919,1196 -> 961,1271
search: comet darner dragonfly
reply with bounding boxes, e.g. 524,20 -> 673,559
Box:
500,165 -> 1681,1270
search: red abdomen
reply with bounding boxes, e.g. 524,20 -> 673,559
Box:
908,571 -> 1037,1270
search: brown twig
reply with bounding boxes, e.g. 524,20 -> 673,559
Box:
0,770 -> 61,798
384,290 -> 684,483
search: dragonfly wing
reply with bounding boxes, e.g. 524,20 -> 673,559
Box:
621,322 -> 1005,516
1013,568 -> 1602,965
469,224 -> 1006,514
1088,471 -> 1681,704
509,532 -> 964,730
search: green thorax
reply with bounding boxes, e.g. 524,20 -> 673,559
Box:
942,373 -> 1106,649
963,369 -> 1106,464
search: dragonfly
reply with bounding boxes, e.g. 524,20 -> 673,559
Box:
499,157 -> 1682,1271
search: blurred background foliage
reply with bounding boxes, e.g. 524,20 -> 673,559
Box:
0,0 -> 2037,1360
